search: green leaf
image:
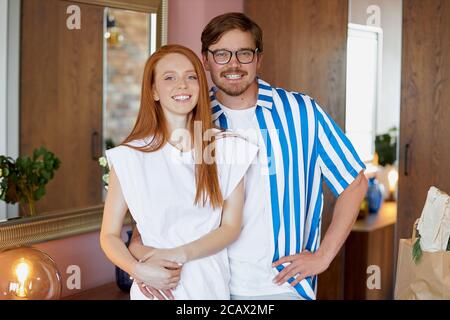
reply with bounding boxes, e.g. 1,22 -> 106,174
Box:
34,186 -> 46,201
412,237 -> 423,264
41,170 -> 51,181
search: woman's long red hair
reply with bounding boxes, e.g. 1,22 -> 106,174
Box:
121,44 -> 223,208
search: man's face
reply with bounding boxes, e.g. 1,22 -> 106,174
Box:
203,29 -> 261,97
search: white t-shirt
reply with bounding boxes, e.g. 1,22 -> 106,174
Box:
221,104 -> 295,296
105,133 -> 258,300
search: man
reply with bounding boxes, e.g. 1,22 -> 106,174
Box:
129,12 -> 368,300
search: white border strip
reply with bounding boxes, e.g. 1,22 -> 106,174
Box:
6,0 -> 20,219
0,0 -> 8,221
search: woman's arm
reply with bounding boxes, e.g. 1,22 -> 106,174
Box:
128,219 -> 154,260
146,178 -> 245,264
182,178 -> 244,261
100,167 -> 181,290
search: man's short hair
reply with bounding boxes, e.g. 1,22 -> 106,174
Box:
201,12 -> 263,54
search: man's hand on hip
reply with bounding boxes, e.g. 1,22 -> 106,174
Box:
272,250 -> 331,286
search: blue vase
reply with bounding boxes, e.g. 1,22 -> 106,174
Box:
115,230 -> 133,292
367,177 -> 383,214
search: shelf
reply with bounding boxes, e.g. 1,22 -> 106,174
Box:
353,202 -> 397,232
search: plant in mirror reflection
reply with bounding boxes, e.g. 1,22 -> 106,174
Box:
0,147 -> 61,216
99,138 -> 116,190
99,156 -> 109,189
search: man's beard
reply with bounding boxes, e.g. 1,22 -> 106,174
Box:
212,69 -> 254,97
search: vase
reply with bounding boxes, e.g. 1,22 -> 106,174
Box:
115,230 -> 133,292
367,177 -> 383,214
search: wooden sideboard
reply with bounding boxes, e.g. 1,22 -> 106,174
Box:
344,202 -> 397,300
64,282 -> 129,300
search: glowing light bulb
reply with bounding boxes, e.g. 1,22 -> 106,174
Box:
15,259 -> 30,298
388,168 -> 399,193
1,247 -> 62,300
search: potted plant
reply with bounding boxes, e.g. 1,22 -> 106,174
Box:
0,147 -> 61,216
375,127 -> 397,167
375,127 -> 398,201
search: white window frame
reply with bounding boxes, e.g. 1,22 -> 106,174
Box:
1,0 -> 20,220
345,23 -> 383,162
1,0 -> 8,221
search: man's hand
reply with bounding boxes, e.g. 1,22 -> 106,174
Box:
272,250 -> 331,286
142,247 -> 187,265
136,280 -> 176,300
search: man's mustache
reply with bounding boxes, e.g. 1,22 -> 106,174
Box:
220,69 -> 248,77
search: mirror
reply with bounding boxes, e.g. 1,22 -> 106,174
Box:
0,0 -> 167,247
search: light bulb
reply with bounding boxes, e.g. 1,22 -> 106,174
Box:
388,168 -> 399,193
0,247 -> 61,300
14,259 -> 31,298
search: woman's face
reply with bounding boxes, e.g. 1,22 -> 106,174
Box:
152,53 -> 200,118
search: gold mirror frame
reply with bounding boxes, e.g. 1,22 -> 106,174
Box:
0,0 -> 167,250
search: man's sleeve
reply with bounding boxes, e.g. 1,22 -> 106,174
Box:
314,101 -> 366,197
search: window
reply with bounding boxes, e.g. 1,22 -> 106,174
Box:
345,23 -> 383,162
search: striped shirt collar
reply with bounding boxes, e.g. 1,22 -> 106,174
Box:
210,78 -> 274,121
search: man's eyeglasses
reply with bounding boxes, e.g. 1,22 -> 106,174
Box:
207,48 -> 259,65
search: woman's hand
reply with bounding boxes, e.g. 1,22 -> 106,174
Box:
133,258 -> 182,291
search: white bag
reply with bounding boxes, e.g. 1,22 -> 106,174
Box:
417,186 -> 450,252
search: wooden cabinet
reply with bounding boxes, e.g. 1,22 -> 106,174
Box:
397,0 -> 450,245
344,202 -> 397,300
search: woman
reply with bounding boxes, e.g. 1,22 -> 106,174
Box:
100,44 -> 258,300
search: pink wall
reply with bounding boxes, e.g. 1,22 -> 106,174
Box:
168,0 -> 244,56
24,0 -> 245,299
33,227 -> 130,298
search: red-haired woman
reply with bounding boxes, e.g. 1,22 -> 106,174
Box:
100,45 -> 258,300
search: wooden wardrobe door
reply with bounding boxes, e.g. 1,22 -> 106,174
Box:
245,0 -> 349,299
20,0 -> 104,214
397,1 -> 450,243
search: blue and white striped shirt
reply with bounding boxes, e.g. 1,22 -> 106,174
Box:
210,78 -> 366,300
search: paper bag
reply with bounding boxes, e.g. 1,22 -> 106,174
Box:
417,187 -> 450,252
394,221 -> 450,300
